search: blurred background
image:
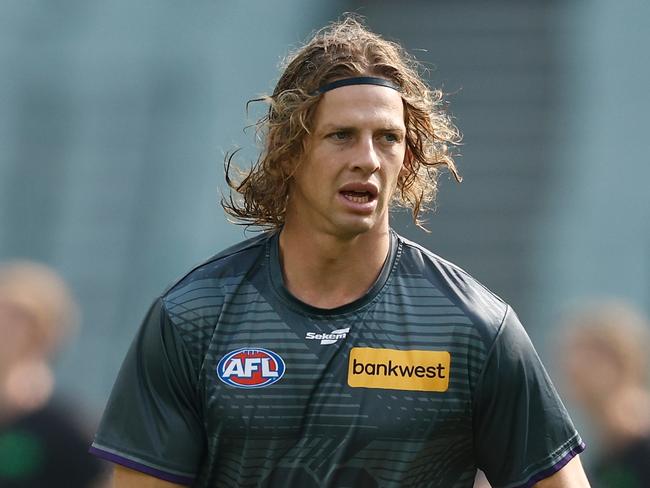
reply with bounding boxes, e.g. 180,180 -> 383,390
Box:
1,0 -> 648,483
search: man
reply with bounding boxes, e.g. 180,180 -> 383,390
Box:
91,17 -> 590,487
559,302 -> 650,487
0,261 -> 107,487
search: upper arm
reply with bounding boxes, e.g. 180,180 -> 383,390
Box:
533,455 -> 591,487
113,465 -> 188,488
90,298 -> 203,484
473,307 -> 585,487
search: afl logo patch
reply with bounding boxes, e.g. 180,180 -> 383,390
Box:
217,348 -> 286,389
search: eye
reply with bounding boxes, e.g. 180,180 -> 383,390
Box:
329,131 -> 350,141
381,132 -> 402,144
384,133 -> 398,142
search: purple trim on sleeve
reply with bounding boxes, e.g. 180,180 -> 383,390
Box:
516,441 -> 586,488
89,446 -> 195,485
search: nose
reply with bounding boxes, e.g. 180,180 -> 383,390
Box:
352,134 -> 381,173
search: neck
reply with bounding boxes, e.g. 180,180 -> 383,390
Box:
278,224 -> 391,309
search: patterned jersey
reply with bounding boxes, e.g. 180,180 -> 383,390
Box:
90,230 -> 584,487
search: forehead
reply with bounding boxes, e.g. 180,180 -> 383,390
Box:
312,84 -> 405,129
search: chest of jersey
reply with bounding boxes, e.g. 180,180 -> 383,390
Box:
199,284 -> 481,443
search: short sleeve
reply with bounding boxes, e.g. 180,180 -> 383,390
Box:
473,306 -> 585,488
90,298 -> 204,485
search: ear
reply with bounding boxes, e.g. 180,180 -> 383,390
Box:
280,157 -> 295,176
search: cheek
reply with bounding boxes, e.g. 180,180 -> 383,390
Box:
391,156 -> 407,185
291,161 -> 328,200
399,148 -> 412,173
397,164 -> 409,182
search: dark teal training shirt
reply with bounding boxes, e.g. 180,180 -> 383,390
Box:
91,230 -> 584,487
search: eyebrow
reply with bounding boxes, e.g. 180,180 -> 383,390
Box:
318,124 -> 405,133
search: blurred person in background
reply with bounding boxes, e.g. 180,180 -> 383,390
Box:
0,261 -> 107,487
560,301 -> 650,487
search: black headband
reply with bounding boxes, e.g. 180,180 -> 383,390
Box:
314,76 -> 401,95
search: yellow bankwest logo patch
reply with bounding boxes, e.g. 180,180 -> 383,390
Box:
348,348 -> 450,392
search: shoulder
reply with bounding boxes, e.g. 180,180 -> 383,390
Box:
160,231 -> 273,303
146,232 -> 273,361
395,233 -> 510,342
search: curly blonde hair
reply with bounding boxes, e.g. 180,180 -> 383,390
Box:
222,15 -> 461,229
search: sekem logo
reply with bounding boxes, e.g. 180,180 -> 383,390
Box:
217,348 -> 286,389
305,327 -> 350,345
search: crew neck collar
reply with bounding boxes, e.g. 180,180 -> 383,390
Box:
267,230 -> 400,316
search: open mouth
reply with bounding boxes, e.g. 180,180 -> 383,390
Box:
341,191 -> 373,203
338,183 -> 379,205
